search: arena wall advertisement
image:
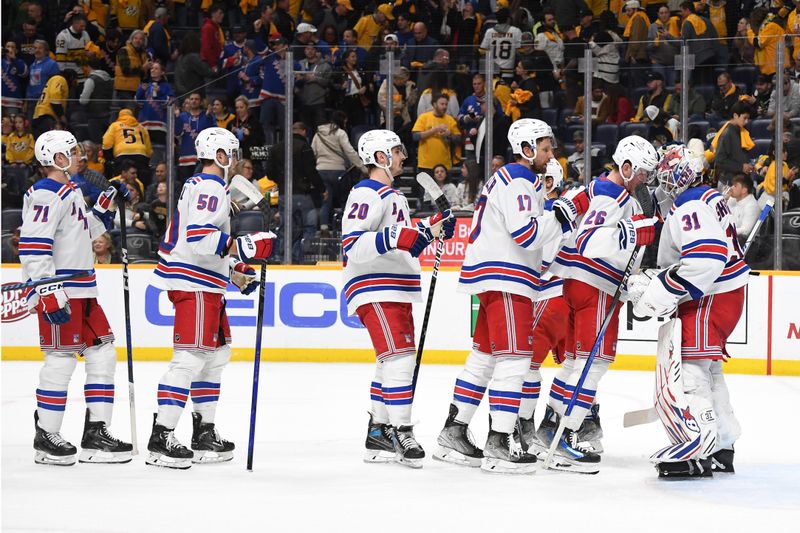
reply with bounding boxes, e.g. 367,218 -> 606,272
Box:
1,264 -> 798,375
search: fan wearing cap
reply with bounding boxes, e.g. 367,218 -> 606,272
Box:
632,71 -> 673,122
354,4 -> 392,51
148,127 -> 276,469
342,129 -> 455,468
292,22 -> 317,53
22,129 -> 133,466
220,24 -> 249,96
435,119 -> 580,474
628,144 -> 749,478
546,135 -> 659,473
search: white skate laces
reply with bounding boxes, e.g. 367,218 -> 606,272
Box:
45,431 -> 69,447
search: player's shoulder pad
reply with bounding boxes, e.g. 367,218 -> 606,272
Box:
26,178 -> 73,202
353,178 -> 400,200
191,173 -> 229,193
588,177 -> 630,208
673,185 -> 721,209
495,163 -> 541,192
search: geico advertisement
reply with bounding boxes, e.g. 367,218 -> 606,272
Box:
0,266 -> 788,361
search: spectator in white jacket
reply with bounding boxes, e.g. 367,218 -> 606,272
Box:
726,173 -> 761,239
311,110 -> 367,233
768,78 -> 800,120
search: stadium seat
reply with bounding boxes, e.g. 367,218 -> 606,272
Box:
731,65 -> 759,92
595,123 -> 619,147
630,87 -> 648,108
563,124 -> 584,142
782,235 -> 800,269
694,85 -> 714,104
1,209 -> 23,233
687,121 -> 710,140
751,138 -> 772,158
542,108 -> 558,128
749,119 -> 772,139
783,211 -> 800,236
125,233 -> 154,261
620,122 -> 648,138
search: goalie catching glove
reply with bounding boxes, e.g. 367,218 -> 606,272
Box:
35,281 -> 71,325
235,231 -> 276,261
229,257 -> 259,294
631,267 -> 684,318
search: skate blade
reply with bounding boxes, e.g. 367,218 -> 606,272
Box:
481,457 -> 537,475
34,451 -> 76,466
546,457 -> 600,475
191,450 -> 233,464
79,449 -> 133,464
363,449 -> 396,463
432,446 -> 482,467
145,452 -> 192,470
394,455 -> 423,469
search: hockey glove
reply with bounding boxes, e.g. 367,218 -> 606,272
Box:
236,231 -> 276,261
633,269 -> 682,318
35,281 -> 71,325
552,186 -> 589,229
110,181 -> 133,203
379,224 -> 433,257
91,186 -> 119,230
626,269 -> 659,306
229,257 -> 258,294
418,210 -> 455,239
618,214 -> 656,251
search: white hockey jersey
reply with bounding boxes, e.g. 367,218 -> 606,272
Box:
458,163 -> 568,301
656,185 -> 750,301
152,173 -> 232,294
537,198 -> 564,301
20,178 -> 107,308
551,177 -> 645,296
341,179 -> 422,316
480,25 -> 522,74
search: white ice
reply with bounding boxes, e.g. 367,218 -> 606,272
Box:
2,361 -> 799,533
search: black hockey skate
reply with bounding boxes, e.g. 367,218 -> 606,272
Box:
433,404 -> 483,467
33,411 -> 77,466
364,413 -> 396,464
481,426 -> 538,475
576,403 -> 604,454
549,427 -> 601,474
80,409 -> 133,463
393,425 -> 425,469
657,458 -> 713,479
518,415 -> 546,456
711,448 -> 735,474
191,412 -> 234,464
145,413 -> 193,469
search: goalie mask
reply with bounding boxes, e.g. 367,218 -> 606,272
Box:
656,145 -> 703,199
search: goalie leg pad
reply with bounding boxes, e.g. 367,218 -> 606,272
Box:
83,342 -> 117,425
710,360 -> 741,451
156,349 -> 206,429
191,345 -> 231,425
451,349 -> 495,425
37,352 -> 78,433
381,353 -> 415,428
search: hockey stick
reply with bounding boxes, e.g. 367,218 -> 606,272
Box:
112,184 -> 139,455
1,270 -> 93,291
622,198 -> 776,428
411,172 -> 452,395
247,258 -> 268,472
542,245 -> 643,470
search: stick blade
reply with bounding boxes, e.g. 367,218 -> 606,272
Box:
623,408 -> 658,428
416,172 -> 451,211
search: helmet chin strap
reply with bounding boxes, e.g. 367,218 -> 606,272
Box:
376,152 -> 394,183
55,152 -> 73,180
216,151 -> 233,181
521,146 -> 536,165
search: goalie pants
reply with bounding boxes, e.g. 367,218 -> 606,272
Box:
357,302 -> 417,427
155,291 -> 232,429
35,299 -> 118,433
449,291 -> 534,434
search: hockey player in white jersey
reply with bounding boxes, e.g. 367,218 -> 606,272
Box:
147,127 -> 275,469
434,119 -> 585,474
21,130 -> 132,466
629,145 -> 748,478
343,129 -> 455,468
543,135 -> 659,473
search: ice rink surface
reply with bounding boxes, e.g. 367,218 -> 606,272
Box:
2,360 -> 799,533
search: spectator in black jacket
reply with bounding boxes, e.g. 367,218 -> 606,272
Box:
714,101 -> 754,187
228,95 -> 266,161
710,72 -> 742,121
146,8 -> 173,66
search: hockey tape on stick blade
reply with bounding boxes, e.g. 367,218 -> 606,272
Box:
623,407 -> 659,428
416,172 -> 452,212
3,271 -> 93,292
230,174 -> 269,212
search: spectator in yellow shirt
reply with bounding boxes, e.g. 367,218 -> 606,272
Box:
31,70 -> 76,137
102,108 -> 154,185
4,115 -> 35,165
412,92 -> 462,176
748,7 -> 789,76
353,4 -> 391,50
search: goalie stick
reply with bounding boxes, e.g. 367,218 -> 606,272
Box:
411,172 -> 451,395
2,270 -> 93,291
622,198 -> 776,429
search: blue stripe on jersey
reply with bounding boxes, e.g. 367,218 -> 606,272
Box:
159,208 -> 181,253
353,179 -> 385,192
673,185 -> 714,208
30,178 -> 65,194
19,237 -> 54,244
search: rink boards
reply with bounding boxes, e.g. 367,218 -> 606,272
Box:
1,264 -> 799,375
